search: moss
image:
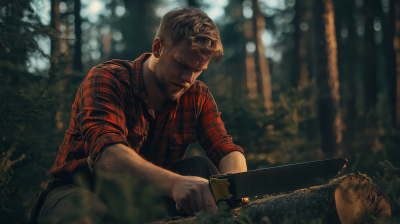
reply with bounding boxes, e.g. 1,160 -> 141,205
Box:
194,210 -> 236,224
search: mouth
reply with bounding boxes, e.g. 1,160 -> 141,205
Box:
172,83 -> 185,90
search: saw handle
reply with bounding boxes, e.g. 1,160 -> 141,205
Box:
209,174 -> 234,204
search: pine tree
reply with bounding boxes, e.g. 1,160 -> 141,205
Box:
0,0 -> 63,222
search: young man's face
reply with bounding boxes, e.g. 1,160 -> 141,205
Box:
153,40 -> 210,101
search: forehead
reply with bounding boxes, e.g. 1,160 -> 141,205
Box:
169,41 -> 211,68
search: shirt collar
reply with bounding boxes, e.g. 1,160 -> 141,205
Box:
132,53 -> 152,103
131,53 -> 180,109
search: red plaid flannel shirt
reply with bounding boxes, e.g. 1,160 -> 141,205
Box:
50,53 -> 244,182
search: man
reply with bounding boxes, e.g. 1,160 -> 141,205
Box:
32,6 -> 247,224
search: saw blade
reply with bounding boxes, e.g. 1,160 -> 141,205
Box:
231,158 -> 347,199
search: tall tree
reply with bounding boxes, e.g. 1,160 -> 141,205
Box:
244,18 -> 259,100
395,0 -> 400,126
344,0 -> 357,143
293,0 -> 312,89
252,0 -> 273,115
334,0 -> 357,146
223,0 -> 247,101
0,1 -> 60,222
50,0 -> 61,66
74,0 -> 83,72
311,0 -> 342,158
363,0 -> 378,114
123,0 -> 153,58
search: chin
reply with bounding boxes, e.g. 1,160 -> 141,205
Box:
168,91 -> 185,101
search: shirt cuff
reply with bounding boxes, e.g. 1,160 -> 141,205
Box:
87,133 -> 129,172
207,143 -> 245,167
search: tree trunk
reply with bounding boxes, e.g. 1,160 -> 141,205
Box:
292,0 -> 312,89
244,18 -> 258,100
115,0 -> 153,59
311,0 -> 342,158
218,0 -> 247,101
252,0 -> 273,115
151,174 -> 391,224
298,0 -> 312,89
337,0 -> 357,148
73,0 -> 83,72
363,0 -> 378,115
249,0 -> 272,115
395,0 -> 400,126
50,0 -> 61,64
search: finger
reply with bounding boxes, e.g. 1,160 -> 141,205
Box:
187,197 -> 198,216
176,203 -> 185,213
202,187 -> 217,213
195,190 -> 205,212
181,202 -> 194,215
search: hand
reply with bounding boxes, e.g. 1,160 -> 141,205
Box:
172,176 -> 217,215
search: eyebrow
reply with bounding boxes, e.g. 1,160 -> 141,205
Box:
176,59 -> 208,70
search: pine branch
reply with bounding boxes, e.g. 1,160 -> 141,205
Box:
0,143 -> 26,184
0,107 -> 43,134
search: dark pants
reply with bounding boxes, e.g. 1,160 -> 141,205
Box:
37,156 -> 219,224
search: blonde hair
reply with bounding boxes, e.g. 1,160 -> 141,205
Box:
155,7 -> 223,63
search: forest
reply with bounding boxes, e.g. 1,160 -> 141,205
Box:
1,0 -> 400,223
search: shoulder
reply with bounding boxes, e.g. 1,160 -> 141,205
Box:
87,59 -> 135,86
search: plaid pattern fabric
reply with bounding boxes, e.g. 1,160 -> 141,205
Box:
50,53 -> 244,182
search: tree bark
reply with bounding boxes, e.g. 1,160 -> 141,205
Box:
151,174 -> 391,224
311,0 -> 342,158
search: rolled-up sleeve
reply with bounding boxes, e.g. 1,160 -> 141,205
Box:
196,89 -> 245,166
76,67 -> 129,172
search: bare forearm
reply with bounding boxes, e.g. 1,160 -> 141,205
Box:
94,143 -> 180,198
218,151 -> 247,174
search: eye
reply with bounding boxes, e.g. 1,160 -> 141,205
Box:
176,61 -> 185,67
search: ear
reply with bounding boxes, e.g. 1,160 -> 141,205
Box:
152,38 -> 162,58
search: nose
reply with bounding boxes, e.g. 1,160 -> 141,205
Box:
181,70 -> 195,84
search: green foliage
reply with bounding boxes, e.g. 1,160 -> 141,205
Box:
215,80 -> 319,170
0,144 -> 26,217
0,0 -> 60,65
0,0 -> 78,223
62,172 -> 169,223
0,143 -> 26,184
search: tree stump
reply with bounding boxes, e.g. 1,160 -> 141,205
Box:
151,174 -> 391,224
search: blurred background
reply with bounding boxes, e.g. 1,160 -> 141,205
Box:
1,0 -> 400,222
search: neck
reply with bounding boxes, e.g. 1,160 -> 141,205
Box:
143,55 -> 167,114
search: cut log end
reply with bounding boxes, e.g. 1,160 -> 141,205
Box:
335,174 -> 391,224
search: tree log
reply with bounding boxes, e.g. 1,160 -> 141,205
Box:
151,174 -> 391,224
